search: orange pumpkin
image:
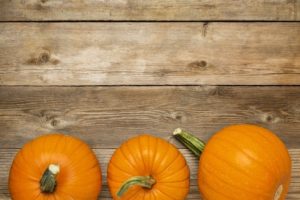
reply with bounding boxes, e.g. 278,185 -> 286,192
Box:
9,134 -> 102,200
107,134 -> 190,199
174,124 -> 291,200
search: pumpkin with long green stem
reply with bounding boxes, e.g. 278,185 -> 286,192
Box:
174,124 -> 291,200
9,134 -> 102,200
107,134 -> 190,199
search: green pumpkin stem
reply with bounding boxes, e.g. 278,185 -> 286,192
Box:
117,176 -> 156,197
173,128 -> 206,157
40,164 -> 60,193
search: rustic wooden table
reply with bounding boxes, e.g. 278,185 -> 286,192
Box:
0,1 -> 300,199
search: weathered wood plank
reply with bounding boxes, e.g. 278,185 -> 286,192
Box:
0,86 -> 299,148
0,0 -> 299,21
0,148 -> 299,199
0,23 -> 300,86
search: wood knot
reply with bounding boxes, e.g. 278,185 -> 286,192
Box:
188,61 -> 207,70
266,115 -> 273,122
26,50 -> 60,65
38,110 -> 60,129
175,115 -> 182,120
209,86 -> 225,96
261,113 -> 280,124
170,112 -> 186,122
50,119 -> 59,127
35,0 -> 48,10
39,52 -> 50,64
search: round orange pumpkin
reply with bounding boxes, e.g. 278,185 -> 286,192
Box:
107,134 -> 190,199
174,124 -> 291,200
9,134 -> 102,200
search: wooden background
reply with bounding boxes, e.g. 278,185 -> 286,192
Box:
0,1 -> 300,199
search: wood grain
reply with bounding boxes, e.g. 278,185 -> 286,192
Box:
1,1 -> 299,200
0,148 -> 299,199
0,86 -> 299,149
0,23 -> 300,86
0,0 -> 299,21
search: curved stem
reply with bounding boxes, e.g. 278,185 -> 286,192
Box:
117,176 -> 156,197
173,128 -> 206,157
40,164 -> 60,193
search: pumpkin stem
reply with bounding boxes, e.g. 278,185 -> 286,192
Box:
274,184 -> 283,200
40,164 -> 60,193
117,176 -> 156,197
173,128 -> 205,157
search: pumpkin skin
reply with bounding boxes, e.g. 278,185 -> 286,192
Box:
198,125 -> 291,200
107,134 -> 190,200
9,134 -> 102,200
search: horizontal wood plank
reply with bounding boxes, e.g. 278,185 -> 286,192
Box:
0,148 -> 299,199
0,86 -> 299,148
0,23 -> 300,86
0,0 -> 299,21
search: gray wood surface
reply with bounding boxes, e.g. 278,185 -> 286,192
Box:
1,23 -> 300,86
0,0 -> 299,21
1,1 -> 300,199
0,86 -> 299,148
0,148 -> 299,199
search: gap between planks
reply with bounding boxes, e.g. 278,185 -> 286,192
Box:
1,20 -> 300,23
